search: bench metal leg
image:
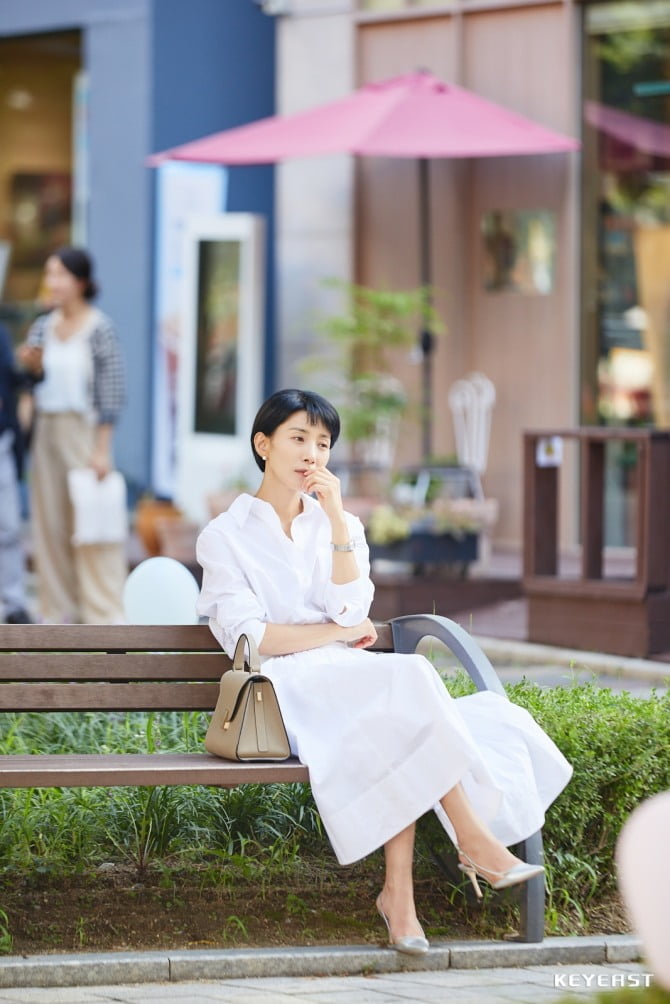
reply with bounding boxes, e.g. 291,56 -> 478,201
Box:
516,830 -> 545,942
390,613 -> 545,943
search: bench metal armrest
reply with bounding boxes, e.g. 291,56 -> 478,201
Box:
390,613 -> 505,695
389,612 -> 545,943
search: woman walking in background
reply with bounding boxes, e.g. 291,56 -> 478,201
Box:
19,247 -> 127,624
197,388 -> 572,954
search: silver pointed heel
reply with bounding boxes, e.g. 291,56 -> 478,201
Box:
457,849 -> 545,900
376,896 -> 429,955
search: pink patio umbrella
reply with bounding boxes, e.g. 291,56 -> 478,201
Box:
584,100 -> 670,158
150,71 -> 580,458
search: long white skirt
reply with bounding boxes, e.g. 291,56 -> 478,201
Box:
263,643 -> 572,866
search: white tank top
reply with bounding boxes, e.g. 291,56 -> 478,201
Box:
34,310 -> 97,415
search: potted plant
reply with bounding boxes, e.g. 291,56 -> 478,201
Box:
366,495 -> 499,577
305,280 -> 444,485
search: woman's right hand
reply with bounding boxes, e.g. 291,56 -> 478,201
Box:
342,618 -> 378,649
16,344 -> 44,375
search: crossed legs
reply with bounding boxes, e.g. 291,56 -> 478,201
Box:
377,782 -> 525,943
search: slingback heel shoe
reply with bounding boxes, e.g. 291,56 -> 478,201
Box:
376,897 -> 429,955
457,849 -> 545,900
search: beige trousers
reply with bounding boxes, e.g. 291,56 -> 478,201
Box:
31,412 -> 127,624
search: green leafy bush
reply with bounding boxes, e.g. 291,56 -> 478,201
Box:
507,678 -> 670,895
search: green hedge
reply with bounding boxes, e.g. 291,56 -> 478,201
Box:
508,678 -> 670,900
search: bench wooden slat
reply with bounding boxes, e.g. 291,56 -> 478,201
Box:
0,624 -> 222,652
0,622 -> 395,653
0,652 -> 227,682
0,682 -> 221,712
0,753 -> 309,788
376,624 -> 393,648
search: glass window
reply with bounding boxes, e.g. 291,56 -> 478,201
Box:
581,2 -> 670,544
0,30 -> 81,343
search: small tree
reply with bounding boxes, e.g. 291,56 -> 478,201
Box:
312,280 -> 444,464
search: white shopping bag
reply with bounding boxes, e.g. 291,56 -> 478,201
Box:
67,468 -> 128,545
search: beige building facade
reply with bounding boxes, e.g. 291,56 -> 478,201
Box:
273,0 -> 670,552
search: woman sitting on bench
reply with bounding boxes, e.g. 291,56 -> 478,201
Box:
196,389 -> 572,955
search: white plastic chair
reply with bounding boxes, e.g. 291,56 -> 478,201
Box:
448,372 -> 496,498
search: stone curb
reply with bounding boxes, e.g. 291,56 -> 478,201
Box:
0,935 -> 641,988
473,636 -> 670,682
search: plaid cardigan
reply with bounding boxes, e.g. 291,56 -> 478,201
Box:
26,309 -> 126,426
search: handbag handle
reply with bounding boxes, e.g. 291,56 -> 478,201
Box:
232,632 -> 261,673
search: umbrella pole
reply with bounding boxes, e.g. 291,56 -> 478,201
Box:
418,157 -> 434,462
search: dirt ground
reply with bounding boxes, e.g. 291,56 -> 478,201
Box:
0,863 -> 630,956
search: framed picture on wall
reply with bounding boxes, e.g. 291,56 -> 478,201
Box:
175,214 -> 265,521
481,209 -> 555,295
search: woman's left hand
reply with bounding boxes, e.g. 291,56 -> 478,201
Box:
90,423 -> 114,480
303,466 -> 344,521
89,447 -> 112,480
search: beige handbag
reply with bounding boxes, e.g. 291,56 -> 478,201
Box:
205,633 -> 290,762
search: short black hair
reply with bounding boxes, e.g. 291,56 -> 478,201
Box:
52,246 -> 99,300
250,389 -> 340,472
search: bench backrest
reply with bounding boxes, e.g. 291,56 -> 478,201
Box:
0,623 -> 395,713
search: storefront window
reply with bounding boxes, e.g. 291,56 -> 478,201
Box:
581,2 -> 670,544
0,31 -> 82,342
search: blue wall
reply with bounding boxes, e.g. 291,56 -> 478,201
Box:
86,10 -> 153,494
151,0 -> 276,398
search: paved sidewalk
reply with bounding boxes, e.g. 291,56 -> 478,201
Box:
0,962 -> 655,1003
472,630 -> 670,696
0,936 -> 646,1001
428,596 -> 670,696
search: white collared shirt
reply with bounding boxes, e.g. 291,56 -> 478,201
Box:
196,492 -> 374,657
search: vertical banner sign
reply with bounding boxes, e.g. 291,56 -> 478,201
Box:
175,213 -> 265,523
151,162 -> 227,497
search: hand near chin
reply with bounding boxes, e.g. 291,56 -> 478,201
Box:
303,467 -> 344,520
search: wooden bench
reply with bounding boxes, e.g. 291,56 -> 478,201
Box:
0,614 -> 545,942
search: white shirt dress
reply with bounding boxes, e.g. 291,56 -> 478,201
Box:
196,493 -> 572,866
